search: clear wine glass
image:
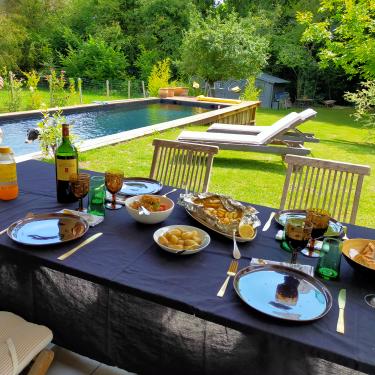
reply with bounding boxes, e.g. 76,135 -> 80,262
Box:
285,218 -> 313,264
105,170 -> 124,210
69,173 -> 90,211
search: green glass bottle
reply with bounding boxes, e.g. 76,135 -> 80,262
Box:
55,124 -> 78,203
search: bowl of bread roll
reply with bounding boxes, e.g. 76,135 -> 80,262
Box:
153,225 -> 210,255
342,239 -> 375,276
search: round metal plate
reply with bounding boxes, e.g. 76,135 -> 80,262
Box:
7,213 -> 89,246
233,265 -> 332,322
275,209 -> 343,237
119,177 -> 163,196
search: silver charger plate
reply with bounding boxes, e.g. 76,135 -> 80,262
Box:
7,213 -> 89,246
233,265 -> 332,321
119,177 -> 163,196
275,209 -> 343,237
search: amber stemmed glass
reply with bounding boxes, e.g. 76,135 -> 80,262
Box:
302,208 -> 331,257
285,218 -> 313,264
105,170 -> 124,210
69,173 -> 90,211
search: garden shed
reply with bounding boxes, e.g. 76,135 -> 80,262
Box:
255,73 -> 290,108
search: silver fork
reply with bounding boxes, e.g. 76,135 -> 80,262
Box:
217,260 -> 238,297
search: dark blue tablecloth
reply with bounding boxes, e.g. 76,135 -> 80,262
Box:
0,160 -> 374,375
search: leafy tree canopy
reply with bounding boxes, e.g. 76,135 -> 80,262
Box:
179,12 -> 269,85
297,0 -> 375,79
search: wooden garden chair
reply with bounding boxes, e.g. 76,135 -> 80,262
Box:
150,139 -> 219,193
280,154 -> 371,224
0,311 -> 53,375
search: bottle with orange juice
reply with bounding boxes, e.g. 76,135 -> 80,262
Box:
0,146 -> 18,200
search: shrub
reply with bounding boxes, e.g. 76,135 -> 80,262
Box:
61,37 -> 128,81
23,70 -> 42,109
344,81 -> 375,141
1,68 -> 23,112
241,77 -> 262,101
148,58 -> 171,97
46,69 -> 69,107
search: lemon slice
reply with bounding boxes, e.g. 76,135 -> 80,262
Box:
238,223 -> 255,239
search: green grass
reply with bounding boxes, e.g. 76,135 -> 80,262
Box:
0,88 -> 140,113
79,107 -> 375,229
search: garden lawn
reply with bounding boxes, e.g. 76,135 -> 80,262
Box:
80,107 -> 375,229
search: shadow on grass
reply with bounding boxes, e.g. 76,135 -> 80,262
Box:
214,156 -> 286,175
320,139 -> 375,156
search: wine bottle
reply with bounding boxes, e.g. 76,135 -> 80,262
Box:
55,124 -> 78,203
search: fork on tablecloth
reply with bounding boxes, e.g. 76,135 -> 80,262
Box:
217,260 -> 238,298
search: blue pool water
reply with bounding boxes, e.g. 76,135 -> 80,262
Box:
0,103 -> 209,156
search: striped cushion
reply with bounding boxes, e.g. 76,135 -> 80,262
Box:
0,312 -> 53,375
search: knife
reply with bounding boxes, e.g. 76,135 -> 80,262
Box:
337,289 -> 346,334
58,232 -> 103,261
262,212 -> 275,232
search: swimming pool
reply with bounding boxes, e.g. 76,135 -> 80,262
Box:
0,102 -> 210,156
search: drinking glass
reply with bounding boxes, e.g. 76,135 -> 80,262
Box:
69,173 -> 90,211
316,238 -> 342,280
302,208 -> 331,257
285,218 -> 313,264
105,170 -> 124,210
88,176 -> 106,216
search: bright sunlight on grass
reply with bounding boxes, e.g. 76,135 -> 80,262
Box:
80,107 -> 375,229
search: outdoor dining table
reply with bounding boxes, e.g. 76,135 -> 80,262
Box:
0,160 -> 374,375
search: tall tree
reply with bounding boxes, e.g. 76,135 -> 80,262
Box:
179,12 -> 269,87
298,0 -> 375,80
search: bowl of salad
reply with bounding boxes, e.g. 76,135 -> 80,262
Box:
124,194 -> 175,224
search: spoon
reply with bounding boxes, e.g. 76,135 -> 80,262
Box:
163,188 -> 177,197
365,294 -> 375,308
138,206 -> 150,216
232,229 -> 241,259
342,226 -> 349,240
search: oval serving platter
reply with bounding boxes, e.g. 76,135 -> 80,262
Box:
186,209 -> 256,243
7,213 -> 89,246
274,209 -> 343,237
119,177 -> 162,196
233,264 -> 332,322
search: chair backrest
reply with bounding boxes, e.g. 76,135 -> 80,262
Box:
280,154 -> 371,224
150,139 -> 219,193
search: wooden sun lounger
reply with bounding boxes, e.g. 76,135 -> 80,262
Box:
178,112 -> 311,156
207,109 -> 318,143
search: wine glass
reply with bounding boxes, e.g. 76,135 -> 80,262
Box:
105,170 -> 124,210
69,173 -> 90,211
285,218 -> 313,264
302,208 -> 331,257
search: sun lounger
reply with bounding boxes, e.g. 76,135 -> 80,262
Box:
178,112 -> 311,156
207,108 -> 318,143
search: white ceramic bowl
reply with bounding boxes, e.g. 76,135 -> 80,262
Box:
124,194 -> 174,224
153,225 -> 210,255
